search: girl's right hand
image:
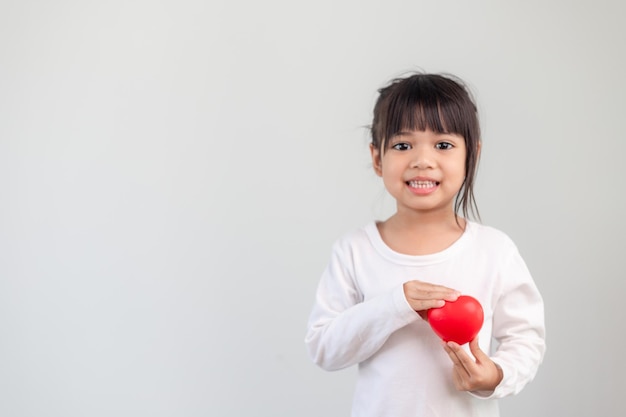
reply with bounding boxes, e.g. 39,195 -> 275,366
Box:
403,280 -> 460,315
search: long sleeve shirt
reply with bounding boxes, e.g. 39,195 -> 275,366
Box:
305,221 -> 546,417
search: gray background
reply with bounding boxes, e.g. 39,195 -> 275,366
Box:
1,0 -> 624,416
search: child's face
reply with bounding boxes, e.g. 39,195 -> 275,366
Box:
371,129 -> 467,217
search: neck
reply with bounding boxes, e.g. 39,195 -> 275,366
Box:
391,206 -> 465,232
376,210 -> 467,255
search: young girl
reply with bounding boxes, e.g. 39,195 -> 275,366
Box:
305,73 -> 545,417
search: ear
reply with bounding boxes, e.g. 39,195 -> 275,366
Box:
476,140 -> 482,158
370,143 -> 383,177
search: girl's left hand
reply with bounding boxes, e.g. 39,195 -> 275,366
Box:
443,337 -> 503,392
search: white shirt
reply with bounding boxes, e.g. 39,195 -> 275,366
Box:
305,221 -> 545,417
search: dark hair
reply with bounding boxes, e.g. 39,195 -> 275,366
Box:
370,72 -> 481,221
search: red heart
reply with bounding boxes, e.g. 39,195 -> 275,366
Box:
427,295 -> 484,345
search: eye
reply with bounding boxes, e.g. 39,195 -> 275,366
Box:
392,142 -> 411,151
435,142 -> 454,150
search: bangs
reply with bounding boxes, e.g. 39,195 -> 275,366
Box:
376,75 -> 477,150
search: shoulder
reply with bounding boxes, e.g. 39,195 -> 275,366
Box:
467,221 -> 519,253
331,222 -> 376,252
322,223 -> 378,274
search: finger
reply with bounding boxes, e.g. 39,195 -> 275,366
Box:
445,341 -> 476,376
450,366 -> 464,391
425,286 -> 461,301
443,342 -> 461,362
406,280 -> 459,296
417,299 -> 446,311
444,343 -> 471,389
468,337 -> 486,361
443,342 -> 464,368
406,297 -> 445,312
403,283 -> 458,311
404,281 -> 460,301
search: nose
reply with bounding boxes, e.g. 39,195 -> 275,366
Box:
410,148 -> 434,169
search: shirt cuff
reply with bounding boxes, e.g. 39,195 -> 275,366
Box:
468,362 -> 505,399
391,284 -> 421,326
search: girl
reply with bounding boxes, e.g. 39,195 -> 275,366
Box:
305,73 -> 545,417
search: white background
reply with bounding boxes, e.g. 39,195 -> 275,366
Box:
1,0 -> 624,416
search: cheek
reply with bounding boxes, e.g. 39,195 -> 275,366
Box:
447,162 -> 467,186
381,162 -> 403,179
456,157 -> 468,178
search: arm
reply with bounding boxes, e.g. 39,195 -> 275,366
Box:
486,248 -> 546,398
305,240 -> 459,371
442,246 -> 546,398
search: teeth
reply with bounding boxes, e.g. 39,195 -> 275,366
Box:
408,180 -> 437,188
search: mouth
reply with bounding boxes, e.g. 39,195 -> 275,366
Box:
406,180 -> 440,189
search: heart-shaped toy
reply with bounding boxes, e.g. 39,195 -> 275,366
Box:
427,295 -> 484,345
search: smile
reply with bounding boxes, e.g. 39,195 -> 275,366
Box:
407,180 -> 439,188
